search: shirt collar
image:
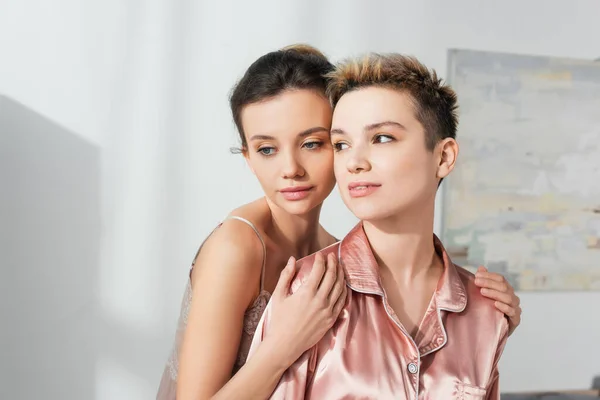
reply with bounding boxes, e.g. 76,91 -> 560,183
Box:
339,222 -> 467,312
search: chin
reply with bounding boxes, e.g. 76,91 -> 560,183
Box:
345,203 -> 391,221
273,198 -> 323,216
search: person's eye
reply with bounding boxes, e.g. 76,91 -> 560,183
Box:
332,142 -> 349,152
303,141 -> 322,150
374,134 -> 394,144
257,147 -> 276,156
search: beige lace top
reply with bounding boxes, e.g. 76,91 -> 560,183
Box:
156,216 -> 270,400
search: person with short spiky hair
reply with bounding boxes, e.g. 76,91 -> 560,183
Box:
327,53 -> 458,154
249,53 -> 510,399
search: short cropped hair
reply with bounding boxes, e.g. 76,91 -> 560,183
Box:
326,53 -> 458,150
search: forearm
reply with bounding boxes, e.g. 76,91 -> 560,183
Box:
211,338 -> 293,400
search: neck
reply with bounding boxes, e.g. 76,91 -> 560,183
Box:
265,197 -> 324,259
363,199 -> 437,281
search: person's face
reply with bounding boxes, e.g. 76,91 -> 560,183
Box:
242,89 -> 336,215
331,86 -> 458,221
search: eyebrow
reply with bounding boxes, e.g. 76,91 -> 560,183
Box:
330,120 -> 406,136
249,126 -> 329,142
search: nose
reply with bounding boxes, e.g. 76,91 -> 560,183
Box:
346,147 -> 371,174
281,150 -> 305,179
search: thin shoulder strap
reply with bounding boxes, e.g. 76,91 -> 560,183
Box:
223,216 -> 268,291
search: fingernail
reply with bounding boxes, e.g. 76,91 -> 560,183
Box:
481,288 -> 488,294
287,256 -> 294,264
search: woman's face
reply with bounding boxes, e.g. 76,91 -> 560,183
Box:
241,89 -> 336,216
331,87 -> 457,222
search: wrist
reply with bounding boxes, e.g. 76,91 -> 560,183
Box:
260,336 -> 299,371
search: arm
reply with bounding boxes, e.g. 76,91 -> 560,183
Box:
233,302 -> 318,400
213,254 -> 337,399
178,229 -> 346,400
214,334 -> 299,400
474,266 -> 522,336
176,222 -> 265,400
241,252 -> 346,400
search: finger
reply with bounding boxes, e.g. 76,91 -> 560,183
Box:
494,301 -> 516,317
328,259 -> 345,297
480,288 -> 513,305
327,269 -> 346,305
305,252 -> 327,292
316,253 -> 338,297
513,293 -> 521,307
474,277 -> 509,293
331,284 -> 348,320
327,282 -> 344,309
273,256 -> 295,299
476,265 -> 487,273
508,307 -> 521,336
475,270 -> 505,283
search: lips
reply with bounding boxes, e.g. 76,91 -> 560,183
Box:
280,185 -> 313,193
279,186 -> 314,201
348,182 -> 381,198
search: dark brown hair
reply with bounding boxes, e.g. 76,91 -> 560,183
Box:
229,44 -> 334,153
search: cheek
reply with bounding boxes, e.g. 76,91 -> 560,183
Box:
249,159 -> 277,186
388,152 -> 436,190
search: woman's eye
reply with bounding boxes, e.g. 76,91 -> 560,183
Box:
303,141 -> 322,150
333,142 -> 348,152
374,134 -> 394,144
258,147 -> 276,156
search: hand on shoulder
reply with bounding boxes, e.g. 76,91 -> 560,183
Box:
473,266 -> 521,336
263,250 -> 348,367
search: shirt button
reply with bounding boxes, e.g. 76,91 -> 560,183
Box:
407,362 -> 418,374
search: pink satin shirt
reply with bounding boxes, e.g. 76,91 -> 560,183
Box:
248,223 -> 509,399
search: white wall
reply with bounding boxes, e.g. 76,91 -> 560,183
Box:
1,1 -> 598,399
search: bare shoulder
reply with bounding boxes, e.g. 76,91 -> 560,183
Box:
289,242 -> 341,294
190,202 -> 268,297
226,198 -> 272,232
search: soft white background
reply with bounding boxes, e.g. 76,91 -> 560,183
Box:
1,0 -> 599,399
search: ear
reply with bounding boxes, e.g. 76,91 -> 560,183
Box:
436,138 -> 458,180
242,149 -> 256,175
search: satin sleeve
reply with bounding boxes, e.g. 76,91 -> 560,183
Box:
486,370 -> 500,400
486,318 -> 509,400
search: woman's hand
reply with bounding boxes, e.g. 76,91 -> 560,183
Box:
474,266 -> 522,336
266,252 -> 347,366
